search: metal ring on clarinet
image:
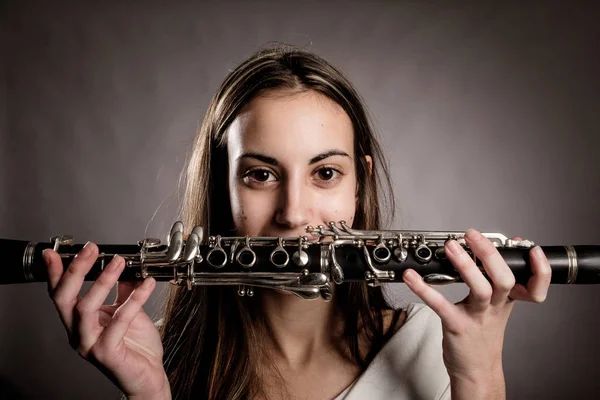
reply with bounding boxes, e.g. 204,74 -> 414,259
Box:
565,245 -> 578,284
372,235 -> 391,263
236,236 -> 257,268
270,237 -> 289,268
415,244 -> 433,263
207,235 -> 228,269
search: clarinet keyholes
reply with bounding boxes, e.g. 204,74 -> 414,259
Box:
372,236 -> 391,263
237,249 -> 256,268
270,239 -> 289,268
207,248 -> 227,268
207,236 -> 227,269
236,237 -> 256,269
271,250 -> 289,267
373,244 -> 391,263
415,245 -> 433,263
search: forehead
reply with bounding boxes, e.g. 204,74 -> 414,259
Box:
227,91 -> 354,161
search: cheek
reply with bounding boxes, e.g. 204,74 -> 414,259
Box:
230,186 -> 274,234
321,205 -> 356,225
315,186 -> 357,225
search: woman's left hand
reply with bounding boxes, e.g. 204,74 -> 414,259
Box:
402,229 -> 552,395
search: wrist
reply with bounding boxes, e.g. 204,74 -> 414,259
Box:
449,368 -> 506,400
128,388 -> 171,400
126,374 -> 171,400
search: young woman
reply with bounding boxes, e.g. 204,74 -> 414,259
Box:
42,45 -> 552,400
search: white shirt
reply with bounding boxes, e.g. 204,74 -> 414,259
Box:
334,303 -> 451,400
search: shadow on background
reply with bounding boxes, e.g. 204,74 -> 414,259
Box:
0,375 -> 26,400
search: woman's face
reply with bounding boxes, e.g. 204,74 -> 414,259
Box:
227,90 -> 358,238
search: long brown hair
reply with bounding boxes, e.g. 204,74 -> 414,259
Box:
159,44 -> 400,399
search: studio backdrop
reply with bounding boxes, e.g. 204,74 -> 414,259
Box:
1,1 -> 599,399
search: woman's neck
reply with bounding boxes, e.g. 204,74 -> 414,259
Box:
258,288 -> 343,370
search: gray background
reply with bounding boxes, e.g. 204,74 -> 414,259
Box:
1,1 -> 599,399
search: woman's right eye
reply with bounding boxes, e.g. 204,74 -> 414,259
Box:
243,169 -> 277,185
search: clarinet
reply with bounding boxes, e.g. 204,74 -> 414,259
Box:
1,221 -> 599,301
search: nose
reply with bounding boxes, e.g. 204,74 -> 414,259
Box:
275,177 -> 313,229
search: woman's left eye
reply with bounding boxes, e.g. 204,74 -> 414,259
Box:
314,167 -> 340,182
243,168 -> 277,184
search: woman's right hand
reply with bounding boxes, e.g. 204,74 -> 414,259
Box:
43,242 -> 171,399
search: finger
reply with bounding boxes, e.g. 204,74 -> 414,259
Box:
44,249 -> 64,294
51,242 -> 98,330
507,283 -> 529,302
464,229 -> 515,306
402,269 -> 461,324
445,238 -> 493,310
76,255 -> 126,349
115,280 -> 140,306
509,246 -> 552,303
100,277 -> 156,350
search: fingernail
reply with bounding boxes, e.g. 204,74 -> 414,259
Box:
465,229 -> 480,241
42,249 -> 50,262
533,246 -> 544,258
78,241 -> 92,257
446,240 -> 463,256
403,270 -> 419,284
107,254 -> 122,270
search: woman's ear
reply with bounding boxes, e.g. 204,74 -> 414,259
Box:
364,155 -> 373,176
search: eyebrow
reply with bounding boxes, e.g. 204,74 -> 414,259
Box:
238,149 -> 351,166
309,150 -> 351,164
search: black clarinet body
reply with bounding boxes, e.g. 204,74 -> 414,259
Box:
2,220 -> 600,302
337,244 -> 600,285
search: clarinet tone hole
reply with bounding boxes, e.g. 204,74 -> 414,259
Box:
415,246 -> 433,263
434,247 -> 447,260
270,250 -> 289,268
236,249 -> 257,268
373,246 -> 391,263
207,248 -> 227,268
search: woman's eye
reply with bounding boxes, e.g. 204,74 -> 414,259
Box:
244,169 -> 276,183
315,167 -> 339,181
